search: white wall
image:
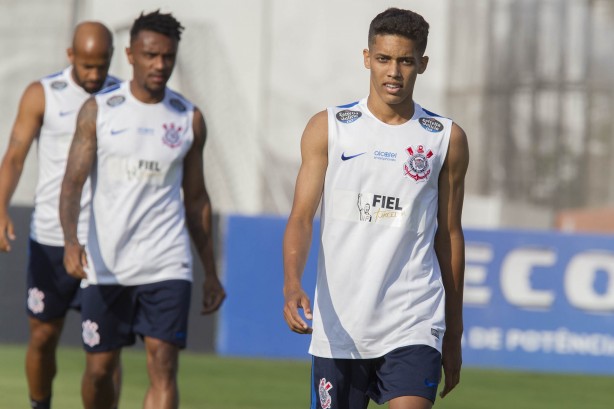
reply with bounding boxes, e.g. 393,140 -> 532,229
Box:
1,0 -> 451,214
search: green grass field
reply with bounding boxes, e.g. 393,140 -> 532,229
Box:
0,344 -> 612,408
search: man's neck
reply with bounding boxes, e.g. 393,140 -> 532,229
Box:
129,80 -> 165,104
366,95 -> 415,125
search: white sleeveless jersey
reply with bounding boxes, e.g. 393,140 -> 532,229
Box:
85,81 -> 194,285
32,67 -> 120,246
309,98 -> 452,359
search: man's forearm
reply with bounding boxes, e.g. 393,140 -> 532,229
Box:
283,217 -> 314,290
436,228 -> 465,335
59,181 -> 84,245
0,157 -> 25,212
185,198 -> 217,276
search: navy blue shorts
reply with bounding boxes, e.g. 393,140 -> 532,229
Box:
26,238 -> 81,321
311,345 -> 441,409
80,279 -> 191,352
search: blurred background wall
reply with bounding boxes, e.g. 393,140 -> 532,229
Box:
1,0 -> 613,362
3,0 -> 612,228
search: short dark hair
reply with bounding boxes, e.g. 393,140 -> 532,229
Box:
368,8 -> 429,55
130,10 -> 184,43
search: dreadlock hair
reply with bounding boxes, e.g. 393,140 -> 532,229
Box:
130,10 -> 184,43
368,8 -> 429,55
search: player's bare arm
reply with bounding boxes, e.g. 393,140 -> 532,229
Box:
183,107 -> 226,314
283,110 -> 328,335
435,122 -> 469,399
59,97 -> 98,279
0,82 -> 44,252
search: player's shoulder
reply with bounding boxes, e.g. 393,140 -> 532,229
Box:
165,88 -> 194,114
102,74 -> 122,89
95,81 -> 127,109
329,99 -> 366,125
39,68 -> 69,92
414,104 -> 453,134
306,109 -> 328,130
301,110 -> 328,150
18,81 -> 45,114
450,122 -> 468,146
415,105 -> 468,166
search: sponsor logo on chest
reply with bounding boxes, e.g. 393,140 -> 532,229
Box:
357,193 -> 404,223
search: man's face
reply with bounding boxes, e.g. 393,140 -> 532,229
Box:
363,34 -> 428,106
70,50 -> 112,94
127,30 -> 178,95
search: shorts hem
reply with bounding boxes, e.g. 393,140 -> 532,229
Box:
139,333 -> 187,349
26,310 -> 72,322
369,389 -> 437,405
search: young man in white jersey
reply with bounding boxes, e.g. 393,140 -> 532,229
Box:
60,10 -> 226,409
0,22 -> 121,409
283,8 -> 469,409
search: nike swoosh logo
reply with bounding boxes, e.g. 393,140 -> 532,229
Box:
424,378 -> 438,388
110,128 -> 128,135
59,110 -> 76,117
341,152 -> 367,161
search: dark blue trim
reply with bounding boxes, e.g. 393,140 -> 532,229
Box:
107,75 -> 122,84
336,101 -> 359,108
95,83 -> 121,95
310,356 -> 317,409
44,70 -> 63,79
422,108 -> 442,118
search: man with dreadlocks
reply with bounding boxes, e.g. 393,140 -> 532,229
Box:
60,10 -> 226,409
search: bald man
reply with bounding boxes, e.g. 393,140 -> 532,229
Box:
0,22 -> 119,409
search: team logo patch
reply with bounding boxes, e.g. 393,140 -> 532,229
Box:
318,378 -> 333,409
169,98 -> 187,112
403,145 -> 433,182
162,123 -> 184,148
50,80 -> 68,90
82,320 -> 101,347
336,110 -> 362,124
106,95 -> 126,107
431,328 -> 440,339
419,117 -> 443,133
27,288 -> 45,314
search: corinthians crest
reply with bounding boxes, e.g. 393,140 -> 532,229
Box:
403,145 -> 433,182
162,123 -> 183,148
319,378 -> 333,409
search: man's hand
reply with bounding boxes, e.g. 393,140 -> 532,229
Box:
63,241 -> 88,279
201,274 -> 226,314
283,286 -> 313,334
439,331 -> 462,398
0,212 -> 16,252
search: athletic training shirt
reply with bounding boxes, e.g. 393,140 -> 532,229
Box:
309,98 -> 452,359
32,67 -> 119,246
85,81 -> 194,285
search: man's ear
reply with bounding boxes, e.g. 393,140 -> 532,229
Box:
419,55 -> 429,74
363,48 -> 371,69
125,46 -> 133,65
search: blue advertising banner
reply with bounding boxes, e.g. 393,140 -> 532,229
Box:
218,215 -> 614,374
218,215 -> 318,359
463,229 -> 614,374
